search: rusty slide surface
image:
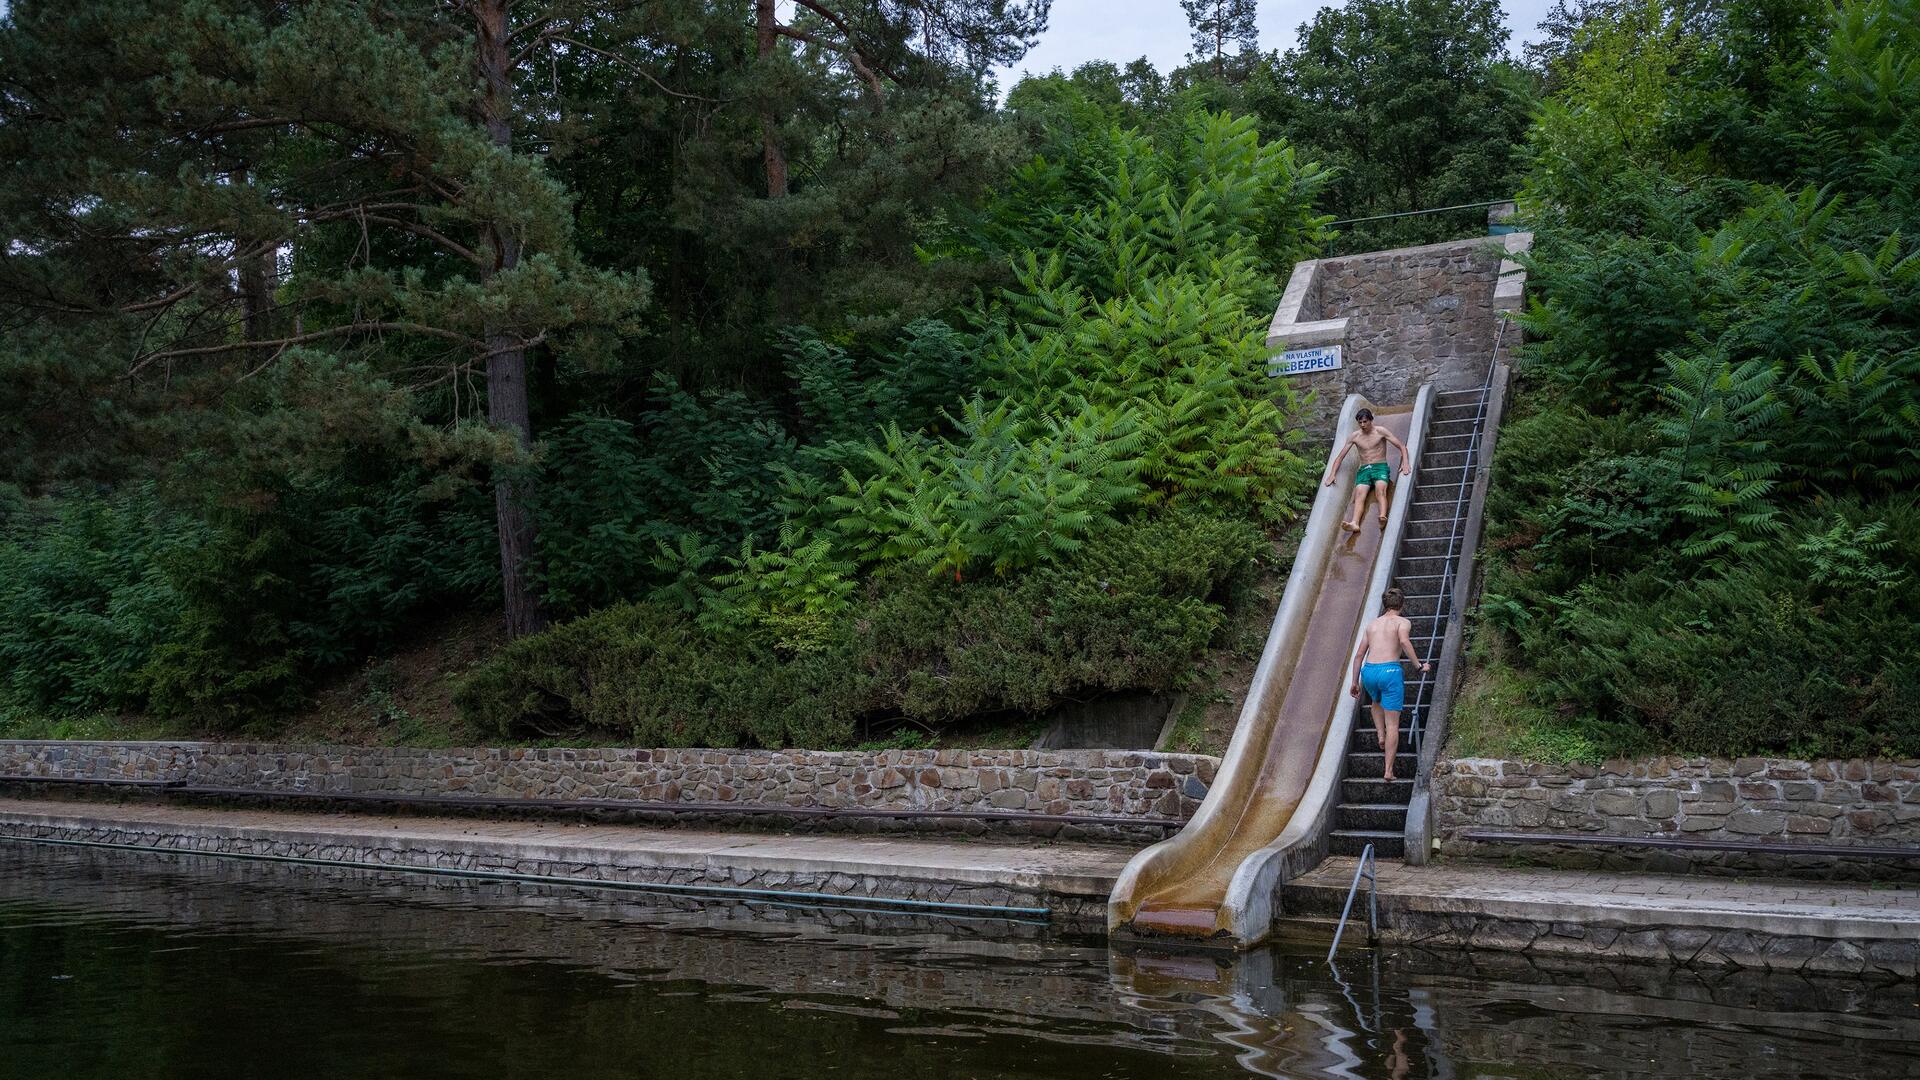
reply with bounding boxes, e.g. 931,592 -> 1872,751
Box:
1109,396 -> 1415,940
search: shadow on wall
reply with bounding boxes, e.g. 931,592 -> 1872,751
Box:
1028,692 -> 1178,752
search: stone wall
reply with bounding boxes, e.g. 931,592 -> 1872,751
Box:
1435,757 -> 1920,876
1317,239 -> 1505,394
0,809 -> 1113,928
0,741 -> 1215,825
1266,234 -> 1528,433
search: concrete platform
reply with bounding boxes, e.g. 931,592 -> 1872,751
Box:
0,797 -> 1134,929
1286,857 -> 1920,974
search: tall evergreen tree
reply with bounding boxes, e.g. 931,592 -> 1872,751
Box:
749,0 -> 1049,197
1180,0 -> 1258,78
0,0 -> 680,637
1263,0 -> 1533,248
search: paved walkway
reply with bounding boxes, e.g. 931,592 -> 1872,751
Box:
0,796 -> 1135,902
1291,857 -> 1920,939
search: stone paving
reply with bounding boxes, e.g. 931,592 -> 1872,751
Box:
0,797 -> 1134,927
1288,857 -> 1920,974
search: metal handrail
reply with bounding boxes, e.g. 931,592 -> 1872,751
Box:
1402,313 -> 1510,757
1327,199 -> 1513,227
1326,843 -> 1379,961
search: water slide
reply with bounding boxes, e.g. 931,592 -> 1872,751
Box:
1110,388 -> 1433,945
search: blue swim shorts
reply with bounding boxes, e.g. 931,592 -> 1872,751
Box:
1360,661 -> 1404,712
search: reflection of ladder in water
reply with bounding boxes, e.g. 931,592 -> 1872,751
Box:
1329,374 -> 1497,859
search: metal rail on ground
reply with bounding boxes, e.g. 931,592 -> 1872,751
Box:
1326,842 -> 1379,961
0,774 -> 1182,832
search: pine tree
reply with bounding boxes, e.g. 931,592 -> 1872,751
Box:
0,1 -> 673,638
1180,0 -> 1259,78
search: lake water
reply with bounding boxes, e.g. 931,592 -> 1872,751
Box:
1,842 -> 1915,1079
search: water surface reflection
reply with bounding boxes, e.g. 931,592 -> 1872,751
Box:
0,843 -> 1913,1079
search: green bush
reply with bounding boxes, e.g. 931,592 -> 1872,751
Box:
455,601 -> 871,748
0,490 -> 205,716
1478,0 -> 1920,761
456,509 -> 1266,746
0,464 -> 496,728
1485,495 -> 1920,759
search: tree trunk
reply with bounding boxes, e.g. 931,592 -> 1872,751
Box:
756,0 -> 788,198
238,249 -> 274,343
232,168 -> 276,353
476,0 -> 548,639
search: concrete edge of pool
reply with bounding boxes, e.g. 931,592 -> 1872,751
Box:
2,795 -> 1916,976
0,797 -> 1130,930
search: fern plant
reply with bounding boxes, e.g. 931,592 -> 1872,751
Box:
1655,351 -> 1788,561
705,525 -> 856,654
1796,515 -> 1909,590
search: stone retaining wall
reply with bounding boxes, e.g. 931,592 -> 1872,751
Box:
1369,908 -> 1917,977
0,741 -> 1215,825
0,811 -> 1110,928
1265,235 -> 1528,432
1436,757 -> 1920,876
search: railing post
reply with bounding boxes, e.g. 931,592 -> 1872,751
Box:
1327,843 -> 1378,962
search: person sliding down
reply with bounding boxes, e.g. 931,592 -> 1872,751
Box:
1322,408 -> 1411,533
1349,587 -> 1428,782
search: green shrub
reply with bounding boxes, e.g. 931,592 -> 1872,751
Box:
456,508 -> 1266,745
1486,501 -> 1920,760
0,490 -> 205,715
0,462 -> 496,728
455,601 -> 870,748
1477,0 -> 1920,762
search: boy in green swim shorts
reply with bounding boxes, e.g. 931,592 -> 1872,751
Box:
1322,407 -> 1412,533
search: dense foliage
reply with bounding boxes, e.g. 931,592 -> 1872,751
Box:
0,0 -> 1336,745
1477,0 -> 1920,759
9,0 -> 1907,762
458,109 -> 1328,746
458,511 -> 1263,746
0,0 -> 1051,731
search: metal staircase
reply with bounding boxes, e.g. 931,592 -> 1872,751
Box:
1327,384 -> 1493,859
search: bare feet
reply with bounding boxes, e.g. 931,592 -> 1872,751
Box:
1383,771 -> 1396,782
1376,513 -> 1388,529
1340,520 -> 1360,533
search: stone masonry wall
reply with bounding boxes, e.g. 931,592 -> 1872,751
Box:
1317,239 -> 1505,395
1436,757 -> 1920,877
0,812 -> 1111,927
1270,236 -> 1522,434
0,741 -> 1216,823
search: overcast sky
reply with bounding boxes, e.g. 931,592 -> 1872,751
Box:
996,0 -> 1557,86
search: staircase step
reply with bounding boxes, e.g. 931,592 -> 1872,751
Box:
1334,803 -> 1411,831
1347,727 -> 1415,753
1346,752 -> 1418,779
1330,830 -> 1406,859
1342,777 -> 1413,805
1389,594 -> 1443,617
1404,516 -> 1468,541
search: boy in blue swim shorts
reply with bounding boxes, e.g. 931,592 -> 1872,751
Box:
1348,587 -> 1430,781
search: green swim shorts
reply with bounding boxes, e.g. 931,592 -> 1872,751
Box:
1354,461 -> 1392,488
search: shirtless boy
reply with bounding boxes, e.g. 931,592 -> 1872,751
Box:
1348,587 -> 1428,782
1322,408 -> 1411,533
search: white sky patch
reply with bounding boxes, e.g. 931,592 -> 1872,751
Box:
998,0 -> 1558,87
